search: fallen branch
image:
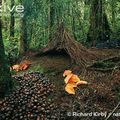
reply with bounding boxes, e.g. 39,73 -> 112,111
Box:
88,56 -> 120,72
105,102 -> 120,120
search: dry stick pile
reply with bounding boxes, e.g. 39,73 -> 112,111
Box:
36,24 -> 98,68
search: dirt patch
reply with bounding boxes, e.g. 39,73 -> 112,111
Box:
27,51 -> 120,120
1,49 -> 120,120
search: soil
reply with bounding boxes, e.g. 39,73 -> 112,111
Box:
23,48 -> 120,120
1,48 -> 120,120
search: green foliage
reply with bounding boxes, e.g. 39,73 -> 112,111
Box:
4,37 -> 19,58
16,65 -> 45,77
26,65 -> 44,74
1,0 -> 120,56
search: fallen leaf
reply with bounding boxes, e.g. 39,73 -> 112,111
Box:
11,60 -> 32,72
76,81 -> 88,86
63,70 -> 88,94
19,64 -> 30,71
12,65 -> 20,72
65,83 -> 77,94
23,64 -> 29,70
68,75 -> 81,84
23,60 -> 32,65
64,74 -> 73,84
63,70 -> 72,77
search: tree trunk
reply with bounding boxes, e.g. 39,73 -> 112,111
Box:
87,0 -> 111,47
19,0 -> 27,55
19,17 -> 27,55
2,0 -> 8,31
0,0 -> 13,98
111,0 -> 116,31
10,0 -> 15,38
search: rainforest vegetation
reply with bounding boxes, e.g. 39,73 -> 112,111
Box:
0,0 -> 120,120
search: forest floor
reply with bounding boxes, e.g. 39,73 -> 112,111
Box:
20,48 -> 120,120
1,48 -> 120,120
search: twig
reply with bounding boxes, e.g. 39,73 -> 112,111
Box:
105,102 -> 120,120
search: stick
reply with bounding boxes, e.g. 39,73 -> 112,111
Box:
105,102 -> 120,120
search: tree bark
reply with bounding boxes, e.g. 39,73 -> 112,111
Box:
0,0 -> 13,98
87,0 -> 111,47
111,0 -> 116,30
10,0 -> 15,38
19,17 -> 27,55
19,0 -> 27,55
2,0 -> 8,31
